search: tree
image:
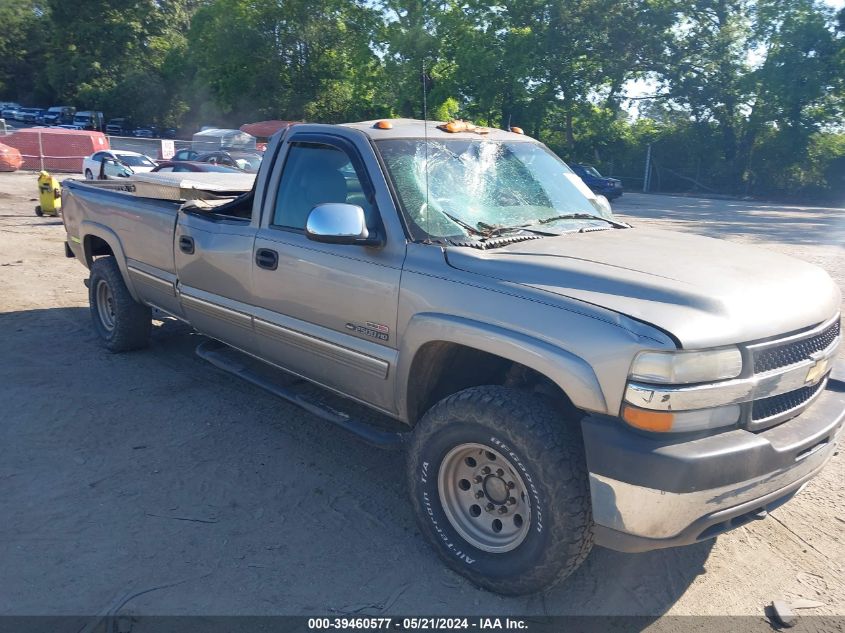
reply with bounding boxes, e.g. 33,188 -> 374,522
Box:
38,0 -> 196,124
0,0 -> 49,102
188,0 -> 386,124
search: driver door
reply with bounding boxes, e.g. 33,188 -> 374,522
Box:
251,132 -> 405,412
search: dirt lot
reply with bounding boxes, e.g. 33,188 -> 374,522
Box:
0,170 -> 843,620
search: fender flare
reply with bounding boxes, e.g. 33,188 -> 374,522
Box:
79,221 -> 141,301
396,312 -> 608,422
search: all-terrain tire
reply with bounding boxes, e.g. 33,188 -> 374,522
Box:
88,256 -> 151,352
407,386 -> 593,595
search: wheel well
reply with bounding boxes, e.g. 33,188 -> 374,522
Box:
406,342 -> 578,425
84,235 -> 113,266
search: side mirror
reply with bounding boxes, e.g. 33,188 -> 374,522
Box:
305,203 -> 382,246
101,158 -> 133,179
592,194 -> 613,218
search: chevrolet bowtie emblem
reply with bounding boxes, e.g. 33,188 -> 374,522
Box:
805,354 -> 830,384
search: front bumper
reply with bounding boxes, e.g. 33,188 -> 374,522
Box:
582,373 -> 845,553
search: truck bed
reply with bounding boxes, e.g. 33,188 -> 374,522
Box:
62,179 -> 184,279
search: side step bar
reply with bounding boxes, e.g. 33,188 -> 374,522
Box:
195,340 -> 408,450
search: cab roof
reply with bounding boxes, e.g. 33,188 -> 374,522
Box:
341,118 -> 537,143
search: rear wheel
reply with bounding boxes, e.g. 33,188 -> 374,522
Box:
35,205 -> 43,216
88,256 -> 151,352
85,169 -> 93,180
407,386 -> 593,595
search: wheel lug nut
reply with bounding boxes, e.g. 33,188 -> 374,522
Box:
481,466 -> 491,475
506,497 -> 516,505
496,469 -> 504,476
486,503 -> 494,511
475,490 -> 485,499
474,475 -> 483,483
506,481 -> 515,489
498,506 -> 508,514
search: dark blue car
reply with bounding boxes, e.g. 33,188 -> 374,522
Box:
570,163 -> 623,200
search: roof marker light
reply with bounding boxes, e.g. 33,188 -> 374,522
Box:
374,120 -> 393,129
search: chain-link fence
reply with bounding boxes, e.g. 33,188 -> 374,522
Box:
0,129 -> 194,174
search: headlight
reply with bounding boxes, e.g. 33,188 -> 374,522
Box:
630,347 -> 742,384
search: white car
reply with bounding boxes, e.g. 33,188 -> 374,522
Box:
82,149 -> 157,179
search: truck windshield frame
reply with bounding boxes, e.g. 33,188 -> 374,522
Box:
374,138 -> 613,241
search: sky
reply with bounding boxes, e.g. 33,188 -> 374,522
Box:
623,0 -> 843,114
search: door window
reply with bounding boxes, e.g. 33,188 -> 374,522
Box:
272,142 -> 374,230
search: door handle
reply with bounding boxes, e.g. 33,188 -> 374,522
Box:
255,248 -> 278,270
179,235 -> 195,254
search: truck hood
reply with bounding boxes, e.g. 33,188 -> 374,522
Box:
445,227 -> 840,348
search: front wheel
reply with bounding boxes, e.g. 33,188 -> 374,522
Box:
407,386 -> 593,595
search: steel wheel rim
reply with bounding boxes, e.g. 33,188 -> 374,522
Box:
438,442 -> 531,553
96,279 -> 116,332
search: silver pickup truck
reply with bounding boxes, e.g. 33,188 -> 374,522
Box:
61,119 -> 844,595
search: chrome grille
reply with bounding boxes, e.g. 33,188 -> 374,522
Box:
753,319 -> 840,374
745,315 -> 840,430
751,379 -> 826,423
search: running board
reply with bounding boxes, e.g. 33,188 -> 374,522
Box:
195,340 -> 408,450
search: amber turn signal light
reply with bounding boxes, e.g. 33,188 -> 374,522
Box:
621,406 -> 674,432
374,120 -> 393,129
510,126 -> 525,135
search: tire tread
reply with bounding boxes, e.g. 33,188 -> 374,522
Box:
408,385 -> 593,595
88,256 -> 151,352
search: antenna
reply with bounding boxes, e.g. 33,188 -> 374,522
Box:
422,58 -> 430,241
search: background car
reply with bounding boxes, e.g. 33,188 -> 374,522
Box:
19,108 -> 45,123
570,163 -> 623,200
73,111 -> 104,131
106,118 -> 134,136
43,106 -> 76,125
171,148 -> 199,162
1,107 -> 21,121
82,149 -> 157,179
133,124 -> 158,138
151,161 -> 241,173
194,150 -> 263,173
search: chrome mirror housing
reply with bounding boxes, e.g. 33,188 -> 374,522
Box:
305,203 -> 381,246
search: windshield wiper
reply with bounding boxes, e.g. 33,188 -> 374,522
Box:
532,213 -> 629,229
476,222 -> 556,238
440,210 -> 486,236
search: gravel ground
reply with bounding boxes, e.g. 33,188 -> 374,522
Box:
0,171 -> 843,621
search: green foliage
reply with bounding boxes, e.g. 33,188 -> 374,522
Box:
432,97 -> 461,122
0,0 -> 49,101
0,0 -> 841,199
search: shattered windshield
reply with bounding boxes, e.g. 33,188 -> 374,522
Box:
376,139 -> 613,240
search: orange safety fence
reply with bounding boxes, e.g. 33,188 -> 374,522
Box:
0,143 -> 23,171
2,128 -> 110,172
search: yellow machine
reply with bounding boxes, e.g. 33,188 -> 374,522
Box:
36,171 -> 61,217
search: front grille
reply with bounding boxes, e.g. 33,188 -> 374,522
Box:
753,319 -> 840,374
751,380 -> 826,422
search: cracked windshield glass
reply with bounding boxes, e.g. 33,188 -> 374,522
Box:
376,139 -> 614,240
